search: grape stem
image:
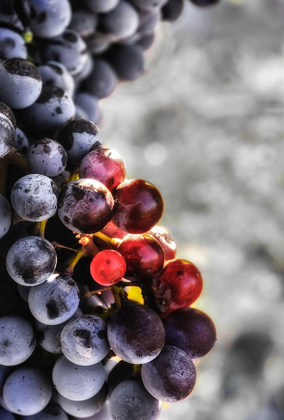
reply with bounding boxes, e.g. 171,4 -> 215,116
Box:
93,231 -> 121,246
37,220 -> 48,238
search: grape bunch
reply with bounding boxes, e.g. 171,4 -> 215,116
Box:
0,0 -> 219,419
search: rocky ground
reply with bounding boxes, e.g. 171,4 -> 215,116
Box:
101,1 -> 284,419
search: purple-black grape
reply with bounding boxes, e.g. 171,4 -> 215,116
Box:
58,179 -> 114,234
14,127 -> 29,155
82,58 -> 118,99
61,314 -> 110,365
136,32 -> 155,51
99,1 -> 139,40
20,84 -> 75,135
41,30 -> 88,77
74,92 -> 103,125
109,380 -> 160,420
164,307 -> 217,357
10,174 -> 59,222
0,194 -> 12,239
108,44 -> 144,81
29,0 -> 72,38
83,0 -> 120,13
131,0 -> 168,11
38,62 -> 75,97
107,361 -> 134,395
21,403 -> 69,420
0,407 -> 15,420
0,26 -> 27,59
0,58 -> 42,109
72,52 -> 94,86
189,0 -> 220,6
52,355 -> 106,401
28,273 -> 80,325
6,236 -> 57,286
0,101 -> 16,158
85,31 -> 112,55
17,284 -> 31,302
141,345 -> 196,402
3,367 -> 52,416
56,119 -> 102,165
57,384 -> 107,417
27,138 -> 67,177
0,315 -> 35,366
69,10 -> 98,37
162,0 -> 184,22
107,304 -> 165,364
138,8 -> 161,35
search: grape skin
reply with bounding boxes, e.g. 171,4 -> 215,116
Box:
6,236 -> 57,286
0,194 -> 12,239
38,62 -> 75,97
0,102 -> 16,158
82,59 -> 118,99
27,138 -> 67,177
0,27 -> 27,60
0,315 -> 35,366
52,355 -> 106,401
0,407 -> 16,420
21,403 -> 69,420
100,1 -> 140,40
3,367 -> 52,416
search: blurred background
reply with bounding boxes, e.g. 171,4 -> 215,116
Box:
100,0 -> 284,419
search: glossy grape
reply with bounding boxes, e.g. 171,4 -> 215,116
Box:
27,138 -> 67,177
58,179 -> 114,234
117,234 -> 164,279
0,58 -> 42,109
56,119 -> 101,165
0,315 -> 35,366
0,101 -> 15,158
28,274 -> 80,325
52,355 -> 106,401
6,236 -> 57,286
141,345 -> 196,402
107,304 -> 165,364
0,194 -> 12,239
164,307 -> 217,357
112,179 -> 164,234
108,45 -> 144,81
148,225 -> 176,261
90,249 -> 127,286
10,174 -> 59,222
100,1 -> 139,40
82,59 -> 118,99
109,380 -> 160,420
3,367 -> 52,415
79,147 -> 126,191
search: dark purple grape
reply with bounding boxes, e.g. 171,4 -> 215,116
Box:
162,0 -> 184,21
14,127 -> 29,155
29,0 -> 71,38
69,10 -> 98,37
38,62 -> 75,97
112,179 -> 164,234
109,380 -> 160,420
0,26 -> 27,59
85,31 -> 112,55
108,361 -> 135,395
27,138 -> 67,177
83,0 -> 120,13
99,1 -> 139,40
79,147 -> 126,192
141,345 -> 196,402
189,0 -> 220,6
0,58 -> 42,109
108,45 -> 144,81
58,179 -> 114,234
74,92 -> 103,125
0,194 -> 12,239
131,0 -> 168,11
0,101 -> 15,158
107,304 -> 165,364
164,307 -> 217,357
82,58 -> 118,99
138,8 -> 161,35
117,234 -> 164,279
136,32 -> 155,51
56,119 -> 102,165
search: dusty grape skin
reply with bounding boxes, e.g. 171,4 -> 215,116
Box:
52,355 -> 106,401
29,0 -> 71,38
27,138 -> 67,177
112,179 -> 164,234
83,0 -> 119,13
82,59 -> 118,99
100,1 -> 139,40
0,107 -> 15,158
21,403 -> 69,419
14,127 -> 29,154
6,236 -> 57,286
117,234 -> 164,279
61,315 -> 110,366
10,174 -> 59,222
28,274 -> 80,325
141,345 -> 196,402
107,304 -> 165,364
0,315 -> 35,366
0,194 -> 12,239
74,92 -> 103,125
58,179 -> 114,234
3,367 -> 52,416
109,380 -> 160,420
0,58 -> 42,109
69,10 -> 98,37
57,385 -> 107,418
38,62 -> 75,97
108,45 -> 144,81
164,307 -> 217,358
79,148 -> 126,192
0,27 -> 27,60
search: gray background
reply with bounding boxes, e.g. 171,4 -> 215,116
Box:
101,1 -> 284,418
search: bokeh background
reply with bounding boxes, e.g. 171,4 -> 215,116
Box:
100,0 -> 284,419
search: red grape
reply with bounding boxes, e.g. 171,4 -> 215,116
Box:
90,249 -> 127,286
147,226 -> 176,261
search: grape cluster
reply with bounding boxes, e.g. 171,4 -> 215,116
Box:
0,0 -> 219,419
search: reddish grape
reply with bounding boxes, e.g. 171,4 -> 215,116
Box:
156,259 -> 203,314
79,148 -> 126,192
117,234 -> 164,280
148,226 -> 176,261
164,307 -> 217,358
90,250 -> 127,286
112,179 -> 164,234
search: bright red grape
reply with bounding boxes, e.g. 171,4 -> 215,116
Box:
90,249 -> 127,286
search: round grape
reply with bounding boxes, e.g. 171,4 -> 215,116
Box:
162,0 -> 184,22
108,45 -> 144,81
27,138 -> 67,177
28,273 -> 80,325
0,27 -> 27,59
90,250 -> 127,286
0,315 -> 35,366
58,179 -> 114,234
0,101 -> 16,158
52,355 -> 106,401
148,225 -> 176,260
10,174 -> 59,222
0,194 -> 12,239
14,127 -> 29,154
69,10 -> 98,37
100,1 -> 139,40
82,59 -> 118,99
83,0 -> 119,13
108,361 -> 135,395
74,92 -> 103,125
3,367 -> 52,416
21,403 -> 69,420
6,236 -> 57,286
38,62 -> 75,97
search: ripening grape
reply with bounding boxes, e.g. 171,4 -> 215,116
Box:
90,250 -> 127,286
